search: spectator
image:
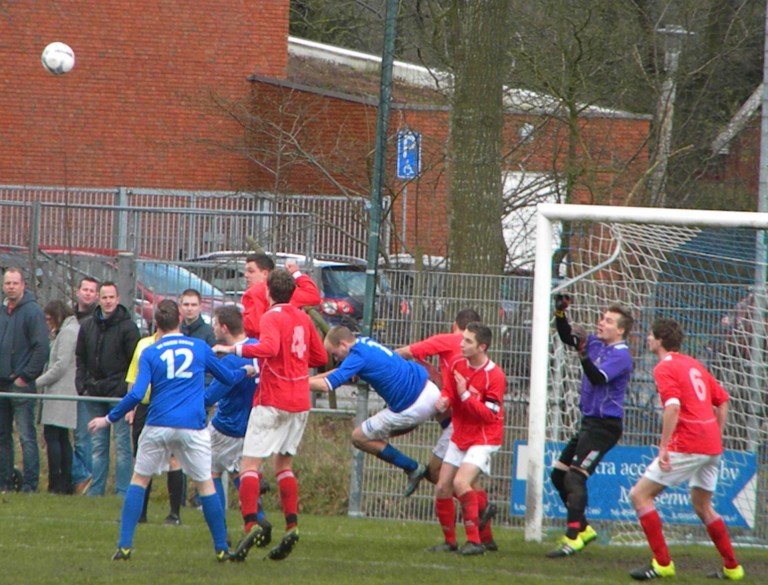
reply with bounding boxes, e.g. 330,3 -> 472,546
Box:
76,281 -> 140,496
241,254 -> 320,338
74,276 -> 98,321
179,288 -> 215,346
0,268 -> 49,493
71,276 -> 98,495
37,300 -> 80,494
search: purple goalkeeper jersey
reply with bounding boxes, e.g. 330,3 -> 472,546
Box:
579,334 -> 633,419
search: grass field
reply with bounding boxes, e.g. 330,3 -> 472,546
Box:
3,492 -> 767,584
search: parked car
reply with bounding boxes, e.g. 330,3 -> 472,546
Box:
1,246 -> 229,334
185,251 -> 404,339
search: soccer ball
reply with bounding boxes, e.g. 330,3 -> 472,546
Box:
41,42 -> 75,75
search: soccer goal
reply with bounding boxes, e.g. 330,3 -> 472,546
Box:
524,203 -> 768,546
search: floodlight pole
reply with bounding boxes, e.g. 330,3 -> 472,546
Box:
648,25 -> 691,207
361,0 -> 397,336
746,0 -> 768,451
348,0 -> 398,518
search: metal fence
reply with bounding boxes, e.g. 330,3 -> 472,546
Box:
0,185 -> 382,261
3,194 -> 766,545
346,273 -> 768,548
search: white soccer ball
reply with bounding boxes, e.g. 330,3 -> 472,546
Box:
41,42 -> 75,75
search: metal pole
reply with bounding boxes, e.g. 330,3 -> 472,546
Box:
361,0 -> 397,336
747,0 -> 768,450
648,25 -> 690,207
400,184 -> 408,254
349,0 -> 398,519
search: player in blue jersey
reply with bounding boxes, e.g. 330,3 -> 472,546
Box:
546,295 -> 634,558
88,300 -> 255,563
309,325 -> 440,496
204,305 -> 270,541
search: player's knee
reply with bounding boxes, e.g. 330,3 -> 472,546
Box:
453,477 -> 471,496
550,467 -> 566,492
564,469 -> 588,510
692,497 -> 715,522
351,427 -> 367,449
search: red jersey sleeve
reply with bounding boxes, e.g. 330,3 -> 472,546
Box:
654,362 -> 679,407
307,319 -> 328,367
240,315 -> 280,359
457,367 -> 506,424
707,371 -> 729,407
290,273 -> 321,308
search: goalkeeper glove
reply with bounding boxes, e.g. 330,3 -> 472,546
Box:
570,324 -> 588,354
554,293 -> 571,317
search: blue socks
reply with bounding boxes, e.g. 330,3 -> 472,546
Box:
200,493 -> 229,552
213,476 -> 226,512
379,444 -> 418,472
118,484 -> 146,549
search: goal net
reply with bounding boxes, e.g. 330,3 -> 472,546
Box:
525,204 -> 768,547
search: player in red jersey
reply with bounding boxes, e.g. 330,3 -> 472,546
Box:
429,322 -> 506,556
241,253 -> 321,338
396,308 -> 499,546
396,308 -> 481,482
628,318 -> 744,581
214,268 -> 327,562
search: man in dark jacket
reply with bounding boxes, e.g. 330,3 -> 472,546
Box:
76,281 -> 140,496
0,268 -> 49,492
179,288 -> 216,346
71,276 -> 99,494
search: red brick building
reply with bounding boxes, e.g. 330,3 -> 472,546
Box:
1,1 -> 650,259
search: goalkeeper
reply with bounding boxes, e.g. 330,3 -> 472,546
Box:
546,294 -> 634,559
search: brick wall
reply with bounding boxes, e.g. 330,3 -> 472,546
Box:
1,0 -> 289,191
1,1 -> 650,258
242,79 -> 650,255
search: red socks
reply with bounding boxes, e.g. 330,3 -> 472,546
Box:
435,497 -> 457,545
239,469 -> 261,532
458,490 -> 480,544
637,506 -> 671,566
277,469 -> 299,530
706,515 -> 738,569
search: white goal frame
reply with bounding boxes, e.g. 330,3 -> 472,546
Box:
525,203 -> 768,542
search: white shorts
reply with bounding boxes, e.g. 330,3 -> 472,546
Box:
643,452 -> 721,491
443,441 -> 500,477
242,406 -> 309,459
432,422 -> 454,459
135,425 -> 212,482
208,423 -> 244,475
362,380 -> 440,441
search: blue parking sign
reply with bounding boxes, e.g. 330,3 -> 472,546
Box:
397,130 -> 420,180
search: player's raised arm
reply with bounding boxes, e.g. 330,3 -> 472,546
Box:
204,345 -> 250,387
285,260 -> 321,307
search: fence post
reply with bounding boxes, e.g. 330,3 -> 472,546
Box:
29,201 -> 42,298
347,381 -> 369,518
117,252 -> 137,323
113,187 -> 128,250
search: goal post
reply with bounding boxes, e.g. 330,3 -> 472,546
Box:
525,203 -> 768,543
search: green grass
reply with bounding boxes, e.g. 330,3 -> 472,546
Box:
2,492 -> 767,584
